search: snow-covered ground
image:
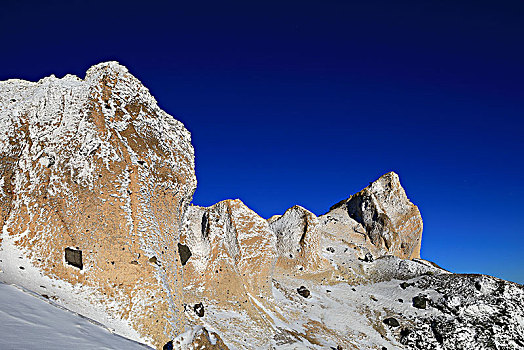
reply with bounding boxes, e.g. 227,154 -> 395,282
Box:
0,282 -> 151,349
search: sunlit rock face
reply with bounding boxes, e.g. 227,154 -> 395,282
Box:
267,173 -> 423,280
179,200 -> 280,348
1,63 -> 521,350
180,199 -> 276,302
0,62 -> 196,348
327,172 -> 423,259
269,205 -> 331,274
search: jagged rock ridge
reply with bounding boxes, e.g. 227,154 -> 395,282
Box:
1,63 -> 522,350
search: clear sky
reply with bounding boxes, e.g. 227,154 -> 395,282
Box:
1,0 -> 522,284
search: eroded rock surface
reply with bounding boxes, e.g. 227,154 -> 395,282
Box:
328,172 -> 423,259
1,63 -> 521,350
269,205 -> 330,274
397,274 -> 524,349
0,62 -> 196,348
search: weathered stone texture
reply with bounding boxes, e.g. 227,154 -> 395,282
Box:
180,199 -> 276,303
328,172 -> 423,259
0,62 -> 196,348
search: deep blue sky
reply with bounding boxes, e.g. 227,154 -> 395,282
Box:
1,1 -> 523,283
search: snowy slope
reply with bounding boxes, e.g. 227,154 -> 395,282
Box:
0,282 -> 152,349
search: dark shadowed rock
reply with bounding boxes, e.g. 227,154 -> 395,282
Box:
177,243 -> 192,266
383,317 -> 400,327
400,282 -> 413,289
297,286 -> 310,298
412,295 -> 427,309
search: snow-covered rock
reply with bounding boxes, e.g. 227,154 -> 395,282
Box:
1,63 -> 521,350
0,62 -> 196,348
180,199 -> 276,302
269,205 -> 330,273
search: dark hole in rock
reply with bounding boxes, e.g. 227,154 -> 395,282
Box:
19,266 -> 25,270
65,247 -> 83,269
163,340 -> 173,350
412,295 -> 427,309
177,243 -> 192,266
326,247 -> 335,253
149,256 -> 159,266
399,282 -> 413,289
137,160 -> 145,165
201,212 -> 209,237
297,286 -> 310,298
398,298 -> 403,303
475,281 -> 481,291
130,260 -> 139,265
383,317 -> 400,327
194,302 -> 204,317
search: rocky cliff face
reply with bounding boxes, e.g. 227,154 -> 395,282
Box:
328,172 -> 423,260
0,62 -> 196,348
1,63 -> 521,350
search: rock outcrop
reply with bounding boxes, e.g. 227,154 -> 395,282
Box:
0,62 -> 196,348
180,199 -> 276,304
1,63 -> 521,350
269,205 -> 330,274
328,172 -> 423,259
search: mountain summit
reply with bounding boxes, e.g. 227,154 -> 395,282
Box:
0,63 -> 522,349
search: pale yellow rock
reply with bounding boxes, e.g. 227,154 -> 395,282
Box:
328,172 -> 423,259
269,205 -> 331,274
180,199 -> 276,304
179,200 -> 279,348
